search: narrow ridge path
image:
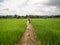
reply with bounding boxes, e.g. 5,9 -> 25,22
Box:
16,24 -> 37,45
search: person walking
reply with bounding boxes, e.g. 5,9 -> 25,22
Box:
27,17 -> 30,26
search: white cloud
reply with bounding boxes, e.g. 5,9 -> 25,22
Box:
0,0 -> 60,16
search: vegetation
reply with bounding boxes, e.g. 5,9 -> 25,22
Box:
0,18 -> 60,45
0,19 -> 26,45
0,15 -> 60,19
31,18 -> 60,45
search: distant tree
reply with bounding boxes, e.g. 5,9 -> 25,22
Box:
17,16 -> 20,19
14,14 -> 18,18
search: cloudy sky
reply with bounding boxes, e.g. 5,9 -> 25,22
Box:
0,0 -> 60,16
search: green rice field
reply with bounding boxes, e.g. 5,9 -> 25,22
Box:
0,19 -> 26,45
0,18 -> 60,45
31,18 -> 60,45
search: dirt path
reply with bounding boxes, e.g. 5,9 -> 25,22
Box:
16,24 -> 37,45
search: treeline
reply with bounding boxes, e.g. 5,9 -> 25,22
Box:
0,15 -> 27,19
0,15 -> 60,19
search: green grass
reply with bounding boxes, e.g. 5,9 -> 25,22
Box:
31,18 -> 60,45
0,18 -> 60,45
0,19 -> 26,45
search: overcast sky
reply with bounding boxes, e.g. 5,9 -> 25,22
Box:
0,0 -> 60,16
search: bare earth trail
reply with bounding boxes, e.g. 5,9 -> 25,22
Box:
16,24 -> 37,45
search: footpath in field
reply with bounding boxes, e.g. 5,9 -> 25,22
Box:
16,24 -> 37,45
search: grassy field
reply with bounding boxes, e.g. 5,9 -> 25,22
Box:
0,18 -> 60,45
0,19 -> 26,45
31,18 -> 60,45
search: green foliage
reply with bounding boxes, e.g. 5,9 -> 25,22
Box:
31,18 -> 60,45
0,18 -> 60,45
0,19 -> 26,45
